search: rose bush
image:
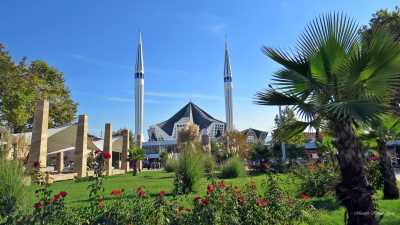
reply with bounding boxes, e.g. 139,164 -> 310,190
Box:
293,161 -> 339,197
7,175 -> 320,225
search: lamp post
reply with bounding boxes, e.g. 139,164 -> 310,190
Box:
269,84 -> 286,162
278,105 -> 286,162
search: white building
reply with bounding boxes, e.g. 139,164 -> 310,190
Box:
147,102 -> 226,142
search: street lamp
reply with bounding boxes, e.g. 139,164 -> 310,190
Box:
269,85 -> 286,162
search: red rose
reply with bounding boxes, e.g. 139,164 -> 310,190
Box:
136,187 -> 145,198
34,202 -> 42,209
95,149 -> 101,154
53,194 -> 61,201
110,189 -> 123,196
202,198 -> 209,206
300,192 -> 311,200
256,198 -> 268,207
59,191 -> 68,197
159,191 -> 166,198
207,184 -> 214,194
217,181 -> 225,189
193,196 -> 201,203
102,151 -> 111,159
33,161 -> 41,168
237,196 -> 245,205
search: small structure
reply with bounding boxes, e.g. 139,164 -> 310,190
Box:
241,128 -> 268,145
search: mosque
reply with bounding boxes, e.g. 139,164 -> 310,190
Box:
133,33 -> 267,155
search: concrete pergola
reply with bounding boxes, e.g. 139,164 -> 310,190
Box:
18,99 -> 131,181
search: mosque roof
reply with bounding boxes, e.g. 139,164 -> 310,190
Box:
241,128 -> 268,139
156,102 -> 224,136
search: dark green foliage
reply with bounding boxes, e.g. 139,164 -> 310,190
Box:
364,159 -> 384,191
221,157 -> 246,178
250,143 -> 272,162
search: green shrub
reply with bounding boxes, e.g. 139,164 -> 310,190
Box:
364,158 -> 383,190
221,157 -> 246,178
294,161 -> 339,197
0,158 -> 27,222
164,158 -> 178,173
174,143 -> 204,194
203,154 -> 216,177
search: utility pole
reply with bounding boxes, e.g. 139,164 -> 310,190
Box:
279,106 -> 286,162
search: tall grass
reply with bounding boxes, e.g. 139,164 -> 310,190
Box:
174,143 -> 204,194
0,158 -> 28,218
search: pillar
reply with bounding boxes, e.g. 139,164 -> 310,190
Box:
55,151 -> 64,173
104,123 -> 113,176
121,129 -> 130,172
28,99 -> 49,172
74,115 -> 88,177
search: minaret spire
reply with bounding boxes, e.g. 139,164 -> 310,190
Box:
224,41 -> 234,132
224,41 -> 232,81
135,32 -> 144,76
134,32 -> 145,148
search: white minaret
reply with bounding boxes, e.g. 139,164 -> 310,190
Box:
224,41 -> 234,132
134,32 -> 144,146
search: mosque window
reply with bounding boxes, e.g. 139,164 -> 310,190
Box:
213,124 -> 224,137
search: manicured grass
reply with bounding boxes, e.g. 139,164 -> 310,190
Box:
26,171 -> 400,225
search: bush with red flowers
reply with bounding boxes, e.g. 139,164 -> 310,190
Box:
294,161 -> 339,197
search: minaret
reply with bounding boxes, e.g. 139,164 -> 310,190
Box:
224,41 -> 234,132
134,32 -> 144,147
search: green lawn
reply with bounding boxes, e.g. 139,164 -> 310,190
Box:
26,171 -> 400,225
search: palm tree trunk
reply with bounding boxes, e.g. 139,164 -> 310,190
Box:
377,139 -> 399,199
331,119 -> 378,225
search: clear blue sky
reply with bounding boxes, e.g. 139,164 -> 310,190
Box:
1,0 -> 398,137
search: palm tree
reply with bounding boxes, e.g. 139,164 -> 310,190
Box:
363,114 -> 400,199
128,147 -> 145,176
255,13 -> 400,225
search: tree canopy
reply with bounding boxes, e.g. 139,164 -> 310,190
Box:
0,43 -> 77,132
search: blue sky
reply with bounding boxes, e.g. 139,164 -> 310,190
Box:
1,0 -> 398,137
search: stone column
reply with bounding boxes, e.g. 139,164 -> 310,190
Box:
121,129 -> 130,173
104,123 -> 113,176
55,151 -> 64,173
28,99 -> 49,172
74,115 -> 88,177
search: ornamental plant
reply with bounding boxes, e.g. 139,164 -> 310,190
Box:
29,161 -> 68,225
364,157 -> 384,191
87,150 -> 107,209
220,156 -> 246,178
0,157 -> 26,224
10,178 -> 319,224
294,161 -> 339,197
174,142 -> 204,194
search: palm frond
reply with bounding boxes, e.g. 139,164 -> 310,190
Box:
297,12 -> 360,58
262,47 -> 309,75
274,120 -> 315,142
325,100 -> 386,122
271,69 -> 320,95
254,89 -> 301,106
